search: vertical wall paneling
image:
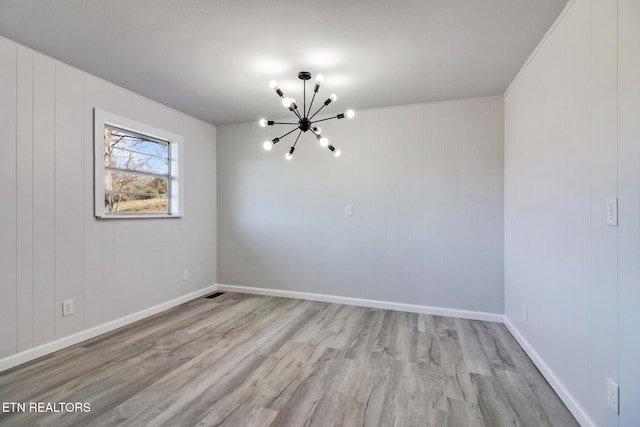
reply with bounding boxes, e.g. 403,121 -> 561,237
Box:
402,105 -> 425,305
83,75 -> 104,329
217,97 -> 504,315
16,46 -> 34,352
472,98 -> 499,314
31,52 -> 56,347
0,35 -> 217,367
618,0 -> 640,425
590,0 -> 619,425
0,38 -> 18,358
54,63 -> 86,339
504,0 -> 625,425
492,98 -> 505,314
422,102 -> 447,308
444,101 -> 464,310
460,100 -> 474,311
563,0 -> 592,410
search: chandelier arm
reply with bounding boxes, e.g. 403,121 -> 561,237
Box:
303,80 -> 306,118
290,107 -> 302,120
311,115 -> 340,124
307,91 -> 317,118
309,103 -> 328,120
276,127 -> 300,140
292,130 -> 302,148
271,121 -> 298,125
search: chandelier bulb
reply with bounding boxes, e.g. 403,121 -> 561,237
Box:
269,80 -> 278,89
334,149 -> 341,157
263,140 -> 273,151
346,109 -> 355,119
282,97 -> 292,108
325,93 -> 338,106
319,137 -> 329,147
312,126 -> 321,134
285,146 -> 295,160
259,118 -> 267,127
314,74 -> 324,93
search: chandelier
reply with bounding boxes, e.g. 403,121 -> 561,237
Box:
259,71 -> 354,160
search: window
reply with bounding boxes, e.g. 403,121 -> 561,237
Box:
94,109 -> 183,218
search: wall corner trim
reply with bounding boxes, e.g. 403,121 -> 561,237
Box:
504,0 -> 576,98
503,316 -> 597,427
0,284 -> 218,373
216,284 -> 504,322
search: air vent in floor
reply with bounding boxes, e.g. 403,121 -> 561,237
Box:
205,292 -> 225,299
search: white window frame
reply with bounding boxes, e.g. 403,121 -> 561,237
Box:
94,109 -> 184,218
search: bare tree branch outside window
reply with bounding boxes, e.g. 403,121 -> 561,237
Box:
104,125 -> 170,214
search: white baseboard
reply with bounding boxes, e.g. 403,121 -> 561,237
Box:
0,284 -> 218,373
216,284 -> 503,323
503,317 -> 596,427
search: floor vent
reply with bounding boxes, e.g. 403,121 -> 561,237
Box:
205,292 -> 225,299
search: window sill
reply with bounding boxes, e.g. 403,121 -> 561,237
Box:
96,213 -> 183,219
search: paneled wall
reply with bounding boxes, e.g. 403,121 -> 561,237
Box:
217,97 -> 504,315
0,35 -> 217,361
617,0 -> 640,425
505,0 -> 640,425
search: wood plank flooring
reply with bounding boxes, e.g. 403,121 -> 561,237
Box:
0,293 -> 578,426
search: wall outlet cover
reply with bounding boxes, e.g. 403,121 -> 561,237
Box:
606,198 -> 618,226
62,299 -> 74,317
607,378 -> 619,414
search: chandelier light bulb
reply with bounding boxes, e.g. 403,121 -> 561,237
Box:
334,149 -> 341,157
346,109 -> 355,119
282,97 -> 292,108
314,74 -> 324,92
269,80 -> 278,89
313,126 -> 322,134
259,118 -> 267,127
263,140 -> 273,150
319,137 -> 329,147
330,94 -> 337,102
285,146 -> 295,160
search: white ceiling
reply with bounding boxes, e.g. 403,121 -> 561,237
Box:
0,0 -> 566,125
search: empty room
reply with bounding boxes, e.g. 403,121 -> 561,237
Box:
0,0 -> 638,426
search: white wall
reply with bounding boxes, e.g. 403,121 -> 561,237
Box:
504,0 -> 639,426
0,36 -> 217,362
617,1 -> 640,426
217,97 -> 504,316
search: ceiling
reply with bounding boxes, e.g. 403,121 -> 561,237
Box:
0,0 -> 567,125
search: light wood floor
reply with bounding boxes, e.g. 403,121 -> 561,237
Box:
0,293 -> 577,426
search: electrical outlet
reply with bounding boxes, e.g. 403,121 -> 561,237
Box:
62,299 -> 74,317
607,378 -> 619,414
523,304 -> 528,322
183,269 -> 189,281
345,205 -> 353,217
606,198 -> 618,226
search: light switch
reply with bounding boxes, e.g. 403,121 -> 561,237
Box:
606,198 -> 618,226
345,205 -> 353,217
